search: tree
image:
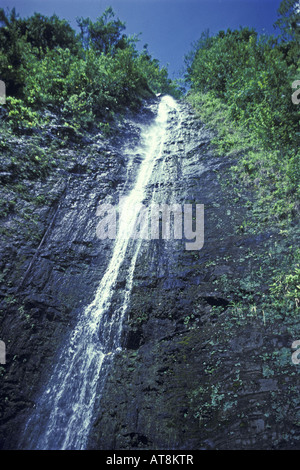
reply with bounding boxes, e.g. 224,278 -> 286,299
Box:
184,29 -> 211,81
275,0 -> 300,41
0,8 -> 81,96
18,13 -> 81,55
0,8 -> 27,96
77,7 -> 127,55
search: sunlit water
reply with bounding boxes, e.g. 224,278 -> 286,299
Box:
21,96 -> 180,450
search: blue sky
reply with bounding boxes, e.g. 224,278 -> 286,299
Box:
0,0 -> 283,77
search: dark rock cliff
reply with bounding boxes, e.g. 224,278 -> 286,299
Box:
0,97 -> 299,450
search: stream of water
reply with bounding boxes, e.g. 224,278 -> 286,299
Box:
21,96 -> 181,450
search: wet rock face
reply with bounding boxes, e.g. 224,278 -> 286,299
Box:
87,102 -> 299,450
0,98 -> 298,450
0,99 -> 158,449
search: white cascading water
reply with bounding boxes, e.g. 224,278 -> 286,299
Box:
21,95 -> 180,450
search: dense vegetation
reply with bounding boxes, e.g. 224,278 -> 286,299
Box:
0,2 -> 299,449
184,0 -> 299,348
0,6 -> 182,260
185,0 -> 299,223
0,2 -> 298,323
0,6 -> 181,222
0,6 -> 180,131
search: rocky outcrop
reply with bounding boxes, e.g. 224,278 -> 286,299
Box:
0,97 -> 299,450
0,101 -> 156,449
87,101 -> 300,450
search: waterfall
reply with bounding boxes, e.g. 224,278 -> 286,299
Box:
20,96 -> 181,450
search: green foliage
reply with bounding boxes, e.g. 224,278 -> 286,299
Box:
0,7 -> 181,131
187,90 -> 300,225
186,19 -> 299,149
138,44 -> 183,98
19,12 -> 81,55
6,96 -> 39,129
8,142 -> 53,180
270,250 -> 300,309
185,3 -> 299,335
185,1 -> 300,226
275,0 -> 300,42
77,7 -> 127,55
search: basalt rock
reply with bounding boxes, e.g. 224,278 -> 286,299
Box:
0,97 -> 299,450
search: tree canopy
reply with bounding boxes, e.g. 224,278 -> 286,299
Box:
0,7 -> 181,130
